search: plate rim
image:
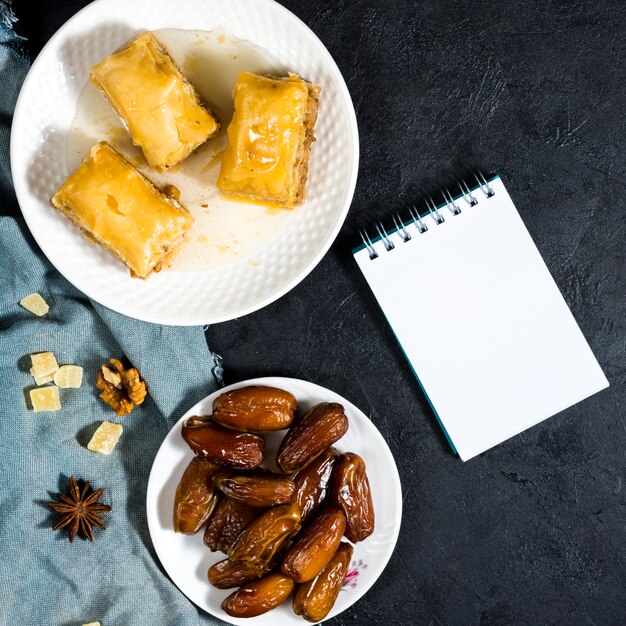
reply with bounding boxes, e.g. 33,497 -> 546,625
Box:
10,0 -> 360,326
146,376 -> 402,624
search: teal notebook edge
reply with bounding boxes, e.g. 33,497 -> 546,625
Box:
351,175 -> 502,455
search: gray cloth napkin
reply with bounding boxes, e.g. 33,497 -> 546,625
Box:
0,5 -> 226,624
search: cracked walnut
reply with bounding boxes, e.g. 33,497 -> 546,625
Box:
96,358 -> 147,416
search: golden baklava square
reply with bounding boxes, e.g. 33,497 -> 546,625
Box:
217,72 -> 320,208
90,32 -> 219,171
51,142 -> 194,279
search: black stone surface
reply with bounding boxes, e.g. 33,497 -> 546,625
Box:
14,1 -> 626,624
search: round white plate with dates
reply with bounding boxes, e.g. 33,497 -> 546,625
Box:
146,377 -> 402,625
11,0 -> 358,325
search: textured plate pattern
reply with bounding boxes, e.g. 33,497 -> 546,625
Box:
146,377 -> 402,625
11,0 -> 359,325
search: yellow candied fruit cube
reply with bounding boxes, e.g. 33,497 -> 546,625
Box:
19,292 -> 49,316
82,622 -> 101,626
30,352 -> 59,378
29,386 -> 61,412
53,365 -> 83,388
29,367 -> 54,386
87,421 -> 123,455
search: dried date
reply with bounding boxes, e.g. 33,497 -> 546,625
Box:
173,457 -> 220,534
182,417 -> 264,469
213,471 -> 296,508
203,496 -> 257,552
208,557 -> 269,589
221,572 -> 294,618
281,508 -> 346,582
277,403 -> 348,473
292,542 -> 354,622
228,502 -> 301,572
293,447 -> 337,524
331,452 -> 375,543
213,386 -> 297,431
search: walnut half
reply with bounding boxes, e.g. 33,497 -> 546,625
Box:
96,358 -> 147,416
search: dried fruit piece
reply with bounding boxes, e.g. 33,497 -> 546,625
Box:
82,622 -> 101,626
173,457 -> 220,534
213,471 -> 296,508
87,421 -> 123,455
47,475 -> 111,542
293,542 -> 354,622
203,496 -> 257,552
277,403 -> 348,473
331,452 -> 375,543
53,364 -> 83,388
30,368 -> 54,386
30,352 -> 59,378
182,418 -> 264,469
20,292 -> 49,316
293,447 -> 338,524
29,386 -> 61,412
96,358 -> 147,416
208,557 -> 270,589
212,385 -> 297,431
281,508 -> 346,582
228,502 -> 301,573
221,572 -> 294,618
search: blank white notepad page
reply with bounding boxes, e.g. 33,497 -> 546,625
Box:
354,177 -> 608,460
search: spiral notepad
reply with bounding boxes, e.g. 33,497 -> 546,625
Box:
354,175 -> 608,461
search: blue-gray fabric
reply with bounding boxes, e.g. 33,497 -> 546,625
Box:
0,6 -> 225,624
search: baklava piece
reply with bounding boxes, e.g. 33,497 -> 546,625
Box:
217,72 -> 320,208
51,142 -> 194,279
90,32 -> 219,171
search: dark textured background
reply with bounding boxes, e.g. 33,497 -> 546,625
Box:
14,1 -> 626,624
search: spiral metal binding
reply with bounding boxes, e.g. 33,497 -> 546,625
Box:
360,228 -> 378,260
474,171 -> 495,197
359,172 -> 496,260
375,222 -> 395,251
458,179 -> 478,206
408,205 -> 428,233
426,195 -> 445,224
443,187 -> 461,215
392,214 -> 411,242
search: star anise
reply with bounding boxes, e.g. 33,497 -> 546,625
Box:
47,475 -> 111,542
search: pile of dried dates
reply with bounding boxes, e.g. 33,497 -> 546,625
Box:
173,385 -> 375,621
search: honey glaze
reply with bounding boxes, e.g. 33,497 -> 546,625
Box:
66,29 -> 289,271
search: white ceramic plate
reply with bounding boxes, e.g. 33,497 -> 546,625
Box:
11,0 -> 358,325
146,377 -> 402,625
